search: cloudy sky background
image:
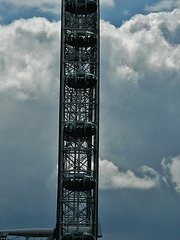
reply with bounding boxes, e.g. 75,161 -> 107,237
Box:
1,0 -> 180,239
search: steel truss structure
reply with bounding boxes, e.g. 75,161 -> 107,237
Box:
56,0 -> 100,239
0,1 -> 101,240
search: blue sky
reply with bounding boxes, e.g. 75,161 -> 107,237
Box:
101,0 -> 155,26
0,0 -> 170,25
1,0 -> 180,240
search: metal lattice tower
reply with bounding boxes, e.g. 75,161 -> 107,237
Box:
0,1 -> 101,240
56,0 -> 100,239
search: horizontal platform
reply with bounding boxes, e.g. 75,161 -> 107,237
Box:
62,227 -> 92,234
65,0 -> 97,14
64,121 -> 96,140
63,174 -> 96,191
65,31 -> 97,47
0,228 -> 54,237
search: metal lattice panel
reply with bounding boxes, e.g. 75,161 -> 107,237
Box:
56,1 -> 100,239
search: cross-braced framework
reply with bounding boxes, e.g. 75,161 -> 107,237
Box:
0,229 -> 54,240
56,0 -> 100,239
0,2 -> 101,240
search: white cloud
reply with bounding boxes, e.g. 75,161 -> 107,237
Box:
0,0 -> 60,14
145,0 -> 180,12
100,0 -> 115,7
100,9 -> 180,171
0,0 -> 114,14
123,10 -> 131,16
100,155 -> 180,192
101,9 -> 180,87
161,155 -> 180,192
1,8 -> 180,231
0,17 -> 59,100
100,159 -> 160,189
1,9 -> 180,171
0,18 -> 59,224
0,0 -> 60,15
0,0 -> 58,5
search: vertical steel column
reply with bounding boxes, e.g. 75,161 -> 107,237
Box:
56,1 -> 100,239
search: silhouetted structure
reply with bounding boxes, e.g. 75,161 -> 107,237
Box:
0,1 -> 101,240
56,0 -> 100,239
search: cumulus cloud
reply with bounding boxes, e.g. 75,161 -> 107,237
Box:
100,159 -> 161,189
0,0 -> 114,14
0,18 -> 60,227
0,0 -> 60,14
100,0 -> 115,7
1,8 -> 180,234
101,9 -> 180,86
0,0 -> 58,6
145,0 -> 180,12
100,154 -> 180,192
100,9 -> 180,171
1,8 -> 180,187
161,155 -> 180,192
0,17 -> 59,100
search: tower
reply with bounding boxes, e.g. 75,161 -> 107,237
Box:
56,0 -> 100,239
0,1 -> 101,240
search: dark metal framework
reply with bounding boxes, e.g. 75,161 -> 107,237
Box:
0,1 -> 100,240
56,0 -> 100,239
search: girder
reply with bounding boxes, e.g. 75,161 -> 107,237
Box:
0,2 -> 100,240
56,0 -> 100,239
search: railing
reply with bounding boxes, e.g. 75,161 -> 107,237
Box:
0,229 -> 54,240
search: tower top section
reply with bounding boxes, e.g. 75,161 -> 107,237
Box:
56,0 -> 100,239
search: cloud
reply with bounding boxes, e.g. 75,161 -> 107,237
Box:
0,0 -> 58,6
100,159 -> 161,189
0,0 -> 60,14
101,9 -> 180,86
0,17 -> 60,228
123,10 -> 131,17
0,0 -> 114,15
161,155 -> 180,192
1,8 -> 180,238
0,8 -> 180,189
100,154 -> 180,192
145,0 -> 180,12
100,9 -> 180,171
0,17 -> 59,100
100,0 -> 115,7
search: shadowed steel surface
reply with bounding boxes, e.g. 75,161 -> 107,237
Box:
0,229 -> 54,237
0,1 -> 100,240
56,0 -> 100,239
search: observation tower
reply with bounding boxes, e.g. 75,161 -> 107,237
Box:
56,0 -> 100,239
0,1 -> 101,240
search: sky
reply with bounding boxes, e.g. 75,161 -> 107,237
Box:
0,0 -> 180,239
